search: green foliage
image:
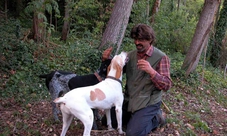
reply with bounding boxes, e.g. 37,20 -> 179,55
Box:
0,19 -> 104,101
69,0 -> 113,38
0,19 -> 25,71
25,0 -> 60,16
169,52 -> 200,87
153,8 -> 197,53
130,0 -> 151,24
24,0 -> 60,38
193,120 -> 211,132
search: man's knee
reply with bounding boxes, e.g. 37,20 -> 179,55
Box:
126,128 -> 146,136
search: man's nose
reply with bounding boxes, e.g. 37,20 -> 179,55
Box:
134,39 -> 139,44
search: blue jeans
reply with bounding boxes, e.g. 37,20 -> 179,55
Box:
126,101 -> 161,136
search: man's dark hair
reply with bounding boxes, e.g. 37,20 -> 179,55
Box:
130,24 -> 156,45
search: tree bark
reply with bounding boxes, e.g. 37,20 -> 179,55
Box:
32,12 -> 43,43
98,0 -> 133,54
151,0 -> 161,23
31,0 -> 45,43
61,0 -> 70,41
16,0 -> 23,17
181,0 -> 221,76
5,0 -> 7,21
210,0 -> 227,68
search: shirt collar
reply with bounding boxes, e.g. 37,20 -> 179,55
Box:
137,46 -> 153,59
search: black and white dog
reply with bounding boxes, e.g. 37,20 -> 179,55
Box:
39,59 -> 111,129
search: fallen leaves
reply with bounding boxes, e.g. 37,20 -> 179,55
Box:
1,95 -> 227,136
185,123 -> 195,130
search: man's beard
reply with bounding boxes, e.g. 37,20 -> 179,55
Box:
136,44 -> 145,53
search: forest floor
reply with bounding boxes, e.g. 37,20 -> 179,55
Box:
1,86 -> 227,136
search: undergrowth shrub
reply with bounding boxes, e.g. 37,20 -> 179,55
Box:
0,19 -> 105,101
2,40 -> 104,100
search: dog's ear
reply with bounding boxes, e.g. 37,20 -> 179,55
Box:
112,61 -> 122,79
56,73 -> 61,78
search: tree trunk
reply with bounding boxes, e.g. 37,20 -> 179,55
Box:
181,0 -> 221,76
177,0 -> 180,11
32,12 -> 43,43
61,0 -> 70,41
146,0 -> 150,18
31,0 -> 45,43
5,0 -> 7,21
220,35 -> 227,68
151,0 -> 161,23
210,0 -> 227,68
16,0 -> 23,17
98,0 -> 133,54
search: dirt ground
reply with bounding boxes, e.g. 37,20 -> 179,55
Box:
0,89 -> 227,136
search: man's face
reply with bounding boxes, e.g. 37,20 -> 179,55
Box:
134,39 -> 151,53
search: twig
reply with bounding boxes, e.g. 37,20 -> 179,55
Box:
21,29 -> 31,41
224,64 -> 227,79
201,43 -> 208,87
91,129 -> 115,133
162,100 -> 171,114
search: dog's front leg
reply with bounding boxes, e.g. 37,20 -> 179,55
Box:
105,109 -> 114,130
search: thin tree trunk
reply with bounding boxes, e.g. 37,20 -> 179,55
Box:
5,0 -> 7,21
98,0 -> 133,53
55,16 -> 57,31
146,0 -> 150,18
33,13 -> 40,42
181,0 -> 220,76
61,1 -> 70,41
31,0 -> 45,43
50,12 -> 52,25
201,34 -> 209,87
210,0 -> 227,68
16,0 -> 23,17
177,0 -> 180,11
151,0 -> 161,23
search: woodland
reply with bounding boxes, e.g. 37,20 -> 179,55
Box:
0,0 -> 227,136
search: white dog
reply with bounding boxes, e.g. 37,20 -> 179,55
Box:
54,52 -> 128,136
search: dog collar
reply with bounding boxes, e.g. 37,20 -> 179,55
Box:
106,76 -> 122,84
94,72 -> 103,82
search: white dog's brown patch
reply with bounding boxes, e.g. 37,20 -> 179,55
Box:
90,88 -> 106,101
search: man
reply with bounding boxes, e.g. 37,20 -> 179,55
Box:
102,23 -> 172,136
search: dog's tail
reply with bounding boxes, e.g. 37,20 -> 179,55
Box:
53,97 -> 65,104
38,71 -> 56,79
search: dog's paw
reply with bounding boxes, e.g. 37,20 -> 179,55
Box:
54,118 -> 60,123
118,130 -> 126,135
107,127 -> 115,131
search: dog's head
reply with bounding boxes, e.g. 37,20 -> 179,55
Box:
107,52 -> 128,79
